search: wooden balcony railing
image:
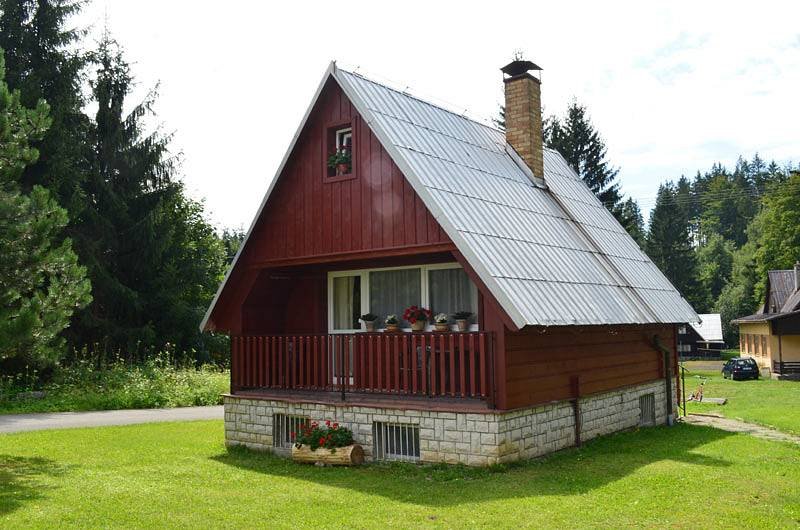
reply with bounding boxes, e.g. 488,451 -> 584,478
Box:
773,360 -> 800,375
231,332 -> 494,403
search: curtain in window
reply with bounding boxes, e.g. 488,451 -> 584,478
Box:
369,269 -> 421,327
428,268 -> 478,324
332,276 -> 360,330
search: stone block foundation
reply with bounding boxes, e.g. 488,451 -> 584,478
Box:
224,378 -> 673,466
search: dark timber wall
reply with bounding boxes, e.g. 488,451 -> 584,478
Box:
502,324 -> 676,409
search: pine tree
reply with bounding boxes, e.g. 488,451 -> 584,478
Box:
0,0 -> 90,212
544,100 -> 623,216
0,49 -> 91,375
617,197 -> 645,247
66,35 -> 226,360
645,182 -> 703,308
696,233 -> 735,312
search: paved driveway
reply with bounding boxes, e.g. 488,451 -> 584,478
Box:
0,405 -> 223,434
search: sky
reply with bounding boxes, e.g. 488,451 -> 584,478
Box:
76,0 -> 800,230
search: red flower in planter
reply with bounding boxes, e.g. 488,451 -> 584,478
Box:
403,305 -> 431,324
333,423 -> 339,429
325,420 -> 331,427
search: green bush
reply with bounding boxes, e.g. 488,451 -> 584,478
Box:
0,356 -> 229,414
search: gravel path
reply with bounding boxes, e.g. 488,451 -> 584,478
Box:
684,413 -> 800,445
0,406 -> 223,434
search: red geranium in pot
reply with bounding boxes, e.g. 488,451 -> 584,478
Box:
403,305 -> 431,332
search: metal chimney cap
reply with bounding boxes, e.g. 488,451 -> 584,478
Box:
501,59 -> 542,77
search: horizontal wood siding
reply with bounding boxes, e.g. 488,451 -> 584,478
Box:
244,79 -> 450,265
503,325 -> 675,409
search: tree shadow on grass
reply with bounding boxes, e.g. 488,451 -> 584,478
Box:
0,455 -> 69,516
210,423 -> 734,507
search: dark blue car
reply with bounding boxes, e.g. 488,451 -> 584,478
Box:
722,357 -> 759,380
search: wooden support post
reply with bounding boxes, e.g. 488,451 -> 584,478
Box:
571,374 -> 581,447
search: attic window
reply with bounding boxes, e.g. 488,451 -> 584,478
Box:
325,121 -> 355,181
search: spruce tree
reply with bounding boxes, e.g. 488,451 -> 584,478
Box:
617,197 -> 645,247
544,100 -> 623,215
645,182 -> 703,309
67,35 -> 226,360
0,49 -> 90,375
0,0 -> 89,212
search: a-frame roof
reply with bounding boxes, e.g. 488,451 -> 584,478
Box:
201,62 -> 698,331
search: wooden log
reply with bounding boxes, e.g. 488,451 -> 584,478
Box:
291,444 -> 365,466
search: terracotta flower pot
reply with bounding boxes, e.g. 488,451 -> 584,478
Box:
456,319 -> 469,332
435,322 -> 449,332
385,323 -> 399,332
411,320 -> 426,332
336,163 -> 349,175
364,320 -> 376,332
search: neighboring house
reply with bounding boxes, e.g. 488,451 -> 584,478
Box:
677,314 -> 725,359
733,262 -> 800,378
202,60 -> 698,465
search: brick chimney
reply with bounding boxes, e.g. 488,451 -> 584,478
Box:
501,59 -> 544,178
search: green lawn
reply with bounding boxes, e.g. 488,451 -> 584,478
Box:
683,368 -> 800,435
1,421 -> 799,528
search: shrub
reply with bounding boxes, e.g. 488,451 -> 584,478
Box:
0,354 -> 229,414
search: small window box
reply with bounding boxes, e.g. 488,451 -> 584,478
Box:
325,120 -> 357,182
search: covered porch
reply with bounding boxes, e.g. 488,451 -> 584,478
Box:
230,331 -> 495,409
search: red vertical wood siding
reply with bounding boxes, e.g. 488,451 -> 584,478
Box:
243,79 -> 450,265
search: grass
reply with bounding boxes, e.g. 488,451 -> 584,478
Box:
683,367 -> 800,435
0,360 -> 229,414
1,421 -> 799,528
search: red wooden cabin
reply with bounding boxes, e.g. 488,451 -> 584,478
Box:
203,60 -> 697,465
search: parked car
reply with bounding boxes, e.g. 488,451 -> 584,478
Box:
722,357 -> 759,380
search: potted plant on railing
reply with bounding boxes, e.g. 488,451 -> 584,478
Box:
453,311 -> 473,332
434,313 -> 450,332
327,147 -> 351,176
384,314 -> 400,332
291,420 -> 364,466
403,305 -> 431,332
360,313 -> 378,332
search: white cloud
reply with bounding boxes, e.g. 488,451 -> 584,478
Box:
78,0 -> 800,228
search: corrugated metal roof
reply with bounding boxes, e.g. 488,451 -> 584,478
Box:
335,66 -> 698,327
766,270 -> 796,313
691,314 -> 723,342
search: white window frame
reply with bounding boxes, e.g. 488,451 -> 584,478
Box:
327,262 -> 479,334
335,127 -> 352,150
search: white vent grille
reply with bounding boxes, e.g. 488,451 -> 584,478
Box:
372,422 -> 420,462
272,414 -> 309,449
639,393 -> 656,426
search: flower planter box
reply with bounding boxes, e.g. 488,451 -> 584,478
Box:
291,443 -> 365,466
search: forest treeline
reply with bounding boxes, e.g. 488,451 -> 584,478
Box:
2,1 -> 797,382
0,0 -> 243,380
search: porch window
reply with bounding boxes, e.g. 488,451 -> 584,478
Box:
332,275 -> 361,330
428,267 -> 478,325
369,268 -> 421,328
328,263 -> 479,332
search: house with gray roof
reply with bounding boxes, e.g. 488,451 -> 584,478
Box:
734,262 -> 800,377
203,59 -> 698,465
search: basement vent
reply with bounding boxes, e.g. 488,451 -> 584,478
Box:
272,414 -> 309,449
639,393 -> 656,427
372,422 -> 420,462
